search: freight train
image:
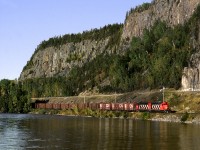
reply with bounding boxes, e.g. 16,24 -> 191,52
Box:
33,101 -> 171,113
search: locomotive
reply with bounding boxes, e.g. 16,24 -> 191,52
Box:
33,100 -> 171,113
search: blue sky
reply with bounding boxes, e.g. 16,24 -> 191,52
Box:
0,0 -> 152,80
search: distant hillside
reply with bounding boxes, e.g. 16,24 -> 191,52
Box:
19,0 -> 200,98
20,24 -> 123,79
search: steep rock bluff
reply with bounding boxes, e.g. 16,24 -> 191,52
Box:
182,48 -> 200,91
122,0 -> 199,40
20,39 -> 112,79
122,0 -> 200,91
20,0 -> 200,91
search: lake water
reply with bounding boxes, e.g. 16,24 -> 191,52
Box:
0,114 -> 200,150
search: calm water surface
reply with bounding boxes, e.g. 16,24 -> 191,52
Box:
0,114 -> 200,150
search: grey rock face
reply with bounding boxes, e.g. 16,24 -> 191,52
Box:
20,0 -> 200,91
19,39 -> 110,80
122,0 -> 200,91
182,67 -> 200,91
181,20 -> 200,91
122,0 -> 199,40
182,43 -> 200,91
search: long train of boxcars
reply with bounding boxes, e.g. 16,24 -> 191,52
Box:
33,101 -> 171,113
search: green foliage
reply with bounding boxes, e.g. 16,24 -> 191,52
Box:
20,13 -> 198,95
122,20 -> 192,90
142,112 -> 151,120
0,79 -> 30,113
22,24 -> 123,72
99,20 -> 193,91
126,2 -> 151,20
67,54 -> 116,94
181,112 -> 189,122
4,5 -> 200,108
23,61 -> 33,71
66,52 -> 83,62
116,111 -> 130,118
71,106 -> 79,115
21,76 -> 75,98
168,94 -> 180,106
37,109 -> 47,114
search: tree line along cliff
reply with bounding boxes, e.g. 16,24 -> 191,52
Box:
20,0 -> 200,94
0,0 -> 200,113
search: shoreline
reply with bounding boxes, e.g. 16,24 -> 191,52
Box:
29,109 -> 200,124
29,89 -> 200,124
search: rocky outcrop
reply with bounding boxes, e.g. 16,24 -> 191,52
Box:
181,17 -> 200,91
181,68 -> 200,91
122,0 -> 200,40
20,0 -> 200,91
122,0 -> 200,91
182,46 -> 200,91
20,39 -> 111,80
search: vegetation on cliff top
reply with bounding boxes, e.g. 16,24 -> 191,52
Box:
19,17 -> 196,98
23,24 -> 123,72
36,23 -> 123,50
19,5 -> 200,98
125,2 -> 152,20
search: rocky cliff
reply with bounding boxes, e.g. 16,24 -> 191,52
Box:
122,0 -> 200,91
20,0 -> 200,91
20,38 -> 111,79
182,51 -> 200,91
119,0 -> 200,91
122,0 -> 199,40
19,24 -> 122,80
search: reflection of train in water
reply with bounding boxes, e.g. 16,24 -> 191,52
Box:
32,100 -> 171,113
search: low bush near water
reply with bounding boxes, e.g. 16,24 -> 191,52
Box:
142,112 -> 151,120
181,112 -> 189,122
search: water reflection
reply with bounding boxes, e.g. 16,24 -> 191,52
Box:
0,114 -> 30,149
0,114 -> 200,149
179,124 -> 200,150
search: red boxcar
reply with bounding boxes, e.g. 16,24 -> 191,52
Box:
110,103 -> 123,111
37,103 -> 46,109
53,103 -> 61,109
89,103 -> 98,110
77,103 -> 86,110
136,102 -> 151,111
111,103 -> 116,110
33,101 -> 171,113
61,103 -> 69,110
124,103 -> 134,111
99,103 -> 111,110
68,103 -> 77,109
45,103 -> 53,109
